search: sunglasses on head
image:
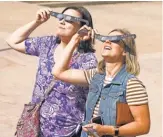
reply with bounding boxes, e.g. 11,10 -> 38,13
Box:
50,11 -> 89,26
95,34 -> 136,43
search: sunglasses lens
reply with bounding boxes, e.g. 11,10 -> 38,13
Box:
111,40 -> 120,43
65,16 -> 71,21
65,16 -> 73,23
57,14 -> 64,20
101,37 -> 107,42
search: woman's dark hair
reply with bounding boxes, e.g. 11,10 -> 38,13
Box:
56,6 -> 95,53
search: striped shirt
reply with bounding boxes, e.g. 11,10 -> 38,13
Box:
84,69 -> 148,118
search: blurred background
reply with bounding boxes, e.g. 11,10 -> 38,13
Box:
0,1 -> 162,137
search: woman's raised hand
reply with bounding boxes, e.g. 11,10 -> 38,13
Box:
71,25 -> 96,45
36,8 -> 52,24
78,25 -> 93,41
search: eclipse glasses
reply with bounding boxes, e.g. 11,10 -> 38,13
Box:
51,11 -> 89,26
50,11 -> 136,43
95,33 -> 136,43
78,28 -> 136,43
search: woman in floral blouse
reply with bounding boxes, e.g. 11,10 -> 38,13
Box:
6,7 -> 97,137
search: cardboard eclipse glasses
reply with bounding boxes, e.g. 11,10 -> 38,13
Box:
78,29 -> 136,43
95,33 -> 136,43
51,11 -> 89,26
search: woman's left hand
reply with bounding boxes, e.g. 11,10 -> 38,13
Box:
77,25 -> 92,41
82,123 -> 104,137
70,25 -> 93,46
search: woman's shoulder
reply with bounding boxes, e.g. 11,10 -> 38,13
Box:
41,35 -> 57,42
39,35 -> 58,49
126,77 -> 148,105
127,77 -> 145,87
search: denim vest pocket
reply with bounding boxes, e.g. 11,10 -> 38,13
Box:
108,91 -> 124,98
103,91 -> 124,125
108,91 -> 124,110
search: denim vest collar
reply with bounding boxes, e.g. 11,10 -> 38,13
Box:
100,64 -> 126,86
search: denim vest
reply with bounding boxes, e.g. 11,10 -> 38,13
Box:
81,65 -> 135,137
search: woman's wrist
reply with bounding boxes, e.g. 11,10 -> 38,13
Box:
101,125 -> 115,136
33,20 -> 42,26
70,34 -> 81,46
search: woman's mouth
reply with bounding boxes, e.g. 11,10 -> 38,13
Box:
59,26 -> 65,29
104,46 -> 111,50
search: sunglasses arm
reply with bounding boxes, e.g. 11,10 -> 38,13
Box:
50,11 -> 58,18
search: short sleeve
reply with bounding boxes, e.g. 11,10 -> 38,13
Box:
84,68 -> 98,84
25,36 -> 53,56
126,77 -> 148,105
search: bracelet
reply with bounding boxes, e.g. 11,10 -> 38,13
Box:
114,126 -> 119,136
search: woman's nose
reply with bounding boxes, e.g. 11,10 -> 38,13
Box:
105,40 -> 111,44
59,19 -> 65,24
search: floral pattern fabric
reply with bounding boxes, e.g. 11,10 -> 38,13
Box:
25,36 -> 97,137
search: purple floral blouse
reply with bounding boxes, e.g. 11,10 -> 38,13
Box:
25,36 -> 97,137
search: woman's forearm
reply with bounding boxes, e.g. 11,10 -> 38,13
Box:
52,36 -> 80,78
6,20 -> 41,46
84,116 -> 150,137
100,121 -> 150,136
118,121 -> 150,136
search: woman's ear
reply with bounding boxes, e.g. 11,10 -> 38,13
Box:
122,50 -> 127,56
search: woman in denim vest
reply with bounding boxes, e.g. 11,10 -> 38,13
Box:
52,27 -> 150,137
6,7 -> 97,137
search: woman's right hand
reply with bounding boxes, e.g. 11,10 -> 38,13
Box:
35,8 -> 52,24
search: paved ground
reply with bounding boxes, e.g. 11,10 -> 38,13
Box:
0,1 -> 162,137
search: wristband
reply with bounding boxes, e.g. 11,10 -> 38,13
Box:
114,126 -> 119,136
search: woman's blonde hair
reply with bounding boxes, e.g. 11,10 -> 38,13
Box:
97,28 -> 140,76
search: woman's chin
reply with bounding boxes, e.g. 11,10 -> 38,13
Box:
101,53 -> 109,58
56,31 -> 70,38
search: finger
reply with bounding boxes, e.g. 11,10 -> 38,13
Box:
82,36 -> 88,41
94,28 -> 99,34
36,12 -> 41,20
83,124 -> 94,128
42,10 -> 48,19
81,25 -> 90,31
73,33 -> 83,43
91,29 -> 95,38
38,10 -> 44,19
91,29 -> 95,44
47,8 -> 52,12
36,10 -> 42,19
88,27 -> 92,31
78,25 -> 92,34
45,10 -> 51,19
83,32 -> 91,41
45,8 -> 51,16
83,31 -> 91,41
82,126 -> 93,132
86,26 -> 92,31
88,27 -> 93,38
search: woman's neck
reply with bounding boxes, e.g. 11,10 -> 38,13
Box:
59,40 -> 78,53
105,62 -> 123,78
60,41 -> 68,48
59,35 -> 72,46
